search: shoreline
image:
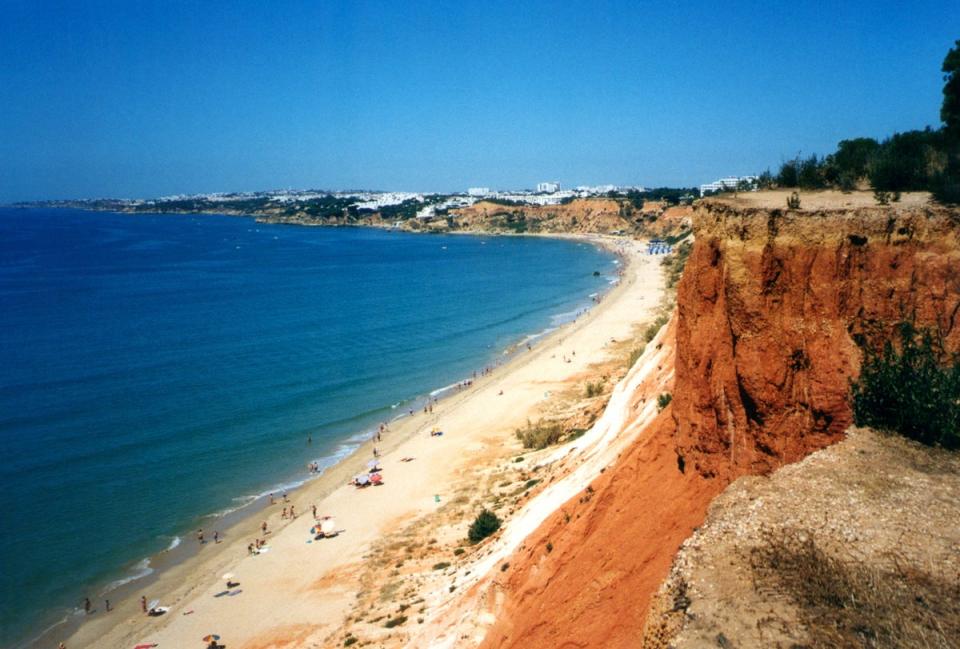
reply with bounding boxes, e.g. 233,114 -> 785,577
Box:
58,233 -> 651,649
23,230 -> 629,649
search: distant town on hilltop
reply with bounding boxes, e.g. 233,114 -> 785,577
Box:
15,175 -> 760,221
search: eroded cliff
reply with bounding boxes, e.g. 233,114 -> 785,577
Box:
470,196 -> 960,649
674,200 -> 960,479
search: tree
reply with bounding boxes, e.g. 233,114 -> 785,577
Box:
868,130 -> 938,192
798,154 -> 826,189
832,137 -> 880,180
777,158 -> 799,187
942,39 -> 960,143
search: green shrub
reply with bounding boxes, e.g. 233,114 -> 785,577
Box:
468,509 -> 502,544
453,547 -> 465,556
432,561 -> 451,571
584,381 -> 605,398
384,615 -> 407,628
657,392 -> 673,412
627,344 -> 646,367
664,240 -> 692,289
851,322 -> 960,449
874,189 -> 891,205
643,314 -> 669,342
515,419 -> 563,449
344,637 -> 358,647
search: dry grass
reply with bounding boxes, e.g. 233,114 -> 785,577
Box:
748,527 -> 960,648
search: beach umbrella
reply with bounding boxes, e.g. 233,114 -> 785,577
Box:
355,474 -> 370,485
320,519 -> 336,535
203,634 -> 221,642
367,459 -> 379,469
370,472 -> 383,485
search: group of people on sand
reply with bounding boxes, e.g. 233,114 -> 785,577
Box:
247,537 -> 268,555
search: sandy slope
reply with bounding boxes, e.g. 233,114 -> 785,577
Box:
62,235 -> 664,649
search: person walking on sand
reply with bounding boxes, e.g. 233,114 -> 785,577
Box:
213,530 -> 219,544
262,521 -> 268,535
281,506 -> 287,519
290,504 -> 296,518
105,598 -> 111,612
84,597 -> 91,614
141,595 -> 147,614
197,528 -> 204,544
312,504 -> 317,519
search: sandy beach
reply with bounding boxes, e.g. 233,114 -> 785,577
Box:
61,234 -> 664,649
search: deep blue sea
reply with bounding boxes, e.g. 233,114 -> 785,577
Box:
0,207 -> 614,647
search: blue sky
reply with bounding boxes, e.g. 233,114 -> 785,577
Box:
0,0 -> 957,201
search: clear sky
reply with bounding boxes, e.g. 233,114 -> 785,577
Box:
1,1 -> 957,201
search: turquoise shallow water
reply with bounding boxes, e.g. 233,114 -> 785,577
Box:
0,208 -> 615,647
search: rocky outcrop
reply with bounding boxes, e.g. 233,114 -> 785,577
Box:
674,201 -> 960,479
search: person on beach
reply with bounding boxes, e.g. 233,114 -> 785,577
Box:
261,521 -> 268,535
105,598 -> 110,612
281,507 -> 287,519
214,530 -> 219,544
307,434 -> 312,444
197,528 -> 204,544
283,493 -> 289,503
269,493 -> 275,505
84,597 -> 91,614
290,504 -> 296,518
141,595 -> 147,614
248,542 -> 254,555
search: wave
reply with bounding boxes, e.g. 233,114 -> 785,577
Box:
163,536 -> 181,552
102,558 -> 154,594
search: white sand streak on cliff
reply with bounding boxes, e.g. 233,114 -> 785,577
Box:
409,318 -> 675,648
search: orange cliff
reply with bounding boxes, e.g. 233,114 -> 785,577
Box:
675,200 -> 960,479
473,197 -> 960,649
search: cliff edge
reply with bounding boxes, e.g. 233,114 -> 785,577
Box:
469,194 -> 960,648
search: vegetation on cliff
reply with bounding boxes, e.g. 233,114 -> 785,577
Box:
764,39 -> 960,204
852,322 -> 960,449
468,509 -> 502,544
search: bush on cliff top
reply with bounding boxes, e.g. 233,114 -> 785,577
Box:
851,322 -> 960,449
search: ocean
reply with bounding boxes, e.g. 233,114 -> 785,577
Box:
0,207 -> 615,647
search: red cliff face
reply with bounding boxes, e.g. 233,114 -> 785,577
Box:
476,200 -> 960,649
674,202 -> 960,479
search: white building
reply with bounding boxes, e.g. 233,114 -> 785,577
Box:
699,176 -> 758,196
536,181 -> 561,193
467,187 -> 491,197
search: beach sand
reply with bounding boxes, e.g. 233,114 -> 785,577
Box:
62,235 -> 664,649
